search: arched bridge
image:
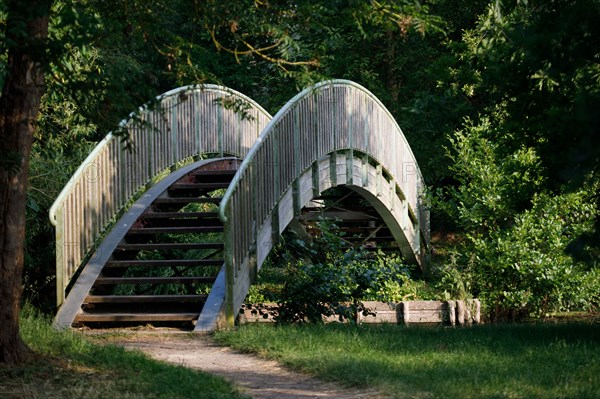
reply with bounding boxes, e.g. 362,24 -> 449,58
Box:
51,80 -> 429,331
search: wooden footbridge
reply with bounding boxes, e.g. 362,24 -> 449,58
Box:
50,80 -> 430,331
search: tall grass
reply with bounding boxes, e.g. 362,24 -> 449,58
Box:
0,306 -> 247,399
215,322 -> 600,398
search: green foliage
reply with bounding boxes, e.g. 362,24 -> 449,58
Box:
470,191 -> 599,319
440,179 -> 600,319
253,220 -> 430,324
438,115 -> 545,234
433,0 -> 600,320
457,0 -> 600,184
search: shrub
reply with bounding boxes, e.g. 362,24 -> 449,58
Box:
437,117 -> 600,319
255,219 -> 427,324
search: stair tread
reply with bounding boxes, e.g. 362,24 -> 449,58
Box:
94,276 -> 216,284
74,313 -> 199,322
153,197 -> 223,204
191,169 -> 237,176
106,259 -> 223,267
128,226 -> 224,234
116,243 -> 224,251
139,211 -> 220,219
344,236 -> 395,241
84,294 -> 208,303
169,182 -> 230,190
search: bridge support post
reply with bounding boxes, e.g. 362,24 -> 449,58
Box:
224,220 -> 235,328
346,150 -> 354,186
362,154 -> 369,188
312,161 -> 320,198
55,207 -> 65,306
271,206 -> 280,246
329,152 -> 337,186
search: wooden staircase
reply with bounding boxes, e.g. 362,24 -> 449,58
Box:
73,160 -> 239,329
300,188 -> 400,252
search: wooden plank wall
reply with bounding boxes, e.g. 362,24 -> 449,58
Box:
239,300 -> 482,326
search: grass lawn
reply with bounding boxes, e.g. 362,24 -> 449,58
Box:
0,308 -> 247,399
214,321 -> 600,398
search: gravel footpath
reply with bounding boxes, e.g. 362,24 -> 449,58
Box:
96,332 -> 386,399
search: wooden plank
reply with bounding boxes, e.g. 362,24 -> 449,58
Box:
406,300 -> 446,310
105,259 -> 223,267
153,197 -> 223,204
408,309 -> 443,323
343,236 -> 395,242
116,242 -> 224,251
94,276 -> 216,285
191,169 -> 237,177
169,182 -> 230,190
83,295 -> 208,304
195,265 -> 226,332
127,226 -> 224,234
299,210 -> 380,222
139,211 -> 220,219
84,294 -> 207,304
448,300 -> 456,326
456,300 -> 466,325
74,313 -> 199,322
402,302 -> 410,325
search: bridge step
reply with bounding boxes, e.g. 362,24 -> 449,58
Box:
105,259 -> 223,268
128,226 -> 224,234
83,294 -> 208,304
139,211 -> 220,219
153,197 -> 223,205
169,182 -> 230,190
74,313 -> 199,322
344,236 -> 395,242
191,169 -> 237,178
94,276 -> 217,285
116,242 -> 224,251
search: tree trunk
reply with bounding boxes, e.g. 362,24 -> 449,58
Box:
0,0 -> 51,365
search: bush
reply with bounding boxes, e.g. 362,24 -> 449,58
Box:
469,191 -> 599,319
437,116 -> 600,320
253,219 -> 428,324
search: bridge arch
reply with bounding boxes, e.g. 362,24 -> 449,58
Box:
49,84 -> 271,306
217,80 -> 429,328
50,80 -> 429,331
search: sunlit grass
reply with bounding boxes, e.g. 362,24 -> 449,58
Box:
0,307 -> 247,399
215,321 -> 600,398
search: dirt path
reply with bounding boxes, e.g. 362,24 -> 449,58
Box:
97,332 -> 385,399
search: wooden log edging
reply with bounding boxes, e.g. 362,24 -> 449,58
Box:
239,300 -> 482,326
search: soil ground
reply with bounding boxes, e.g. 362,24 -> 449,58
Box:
93,330 -> 386,399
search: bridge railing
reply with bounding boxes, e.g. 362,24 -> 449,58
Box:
219,80 -> 429,325
49,84 -> 271,305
